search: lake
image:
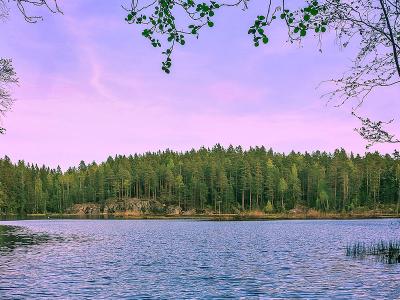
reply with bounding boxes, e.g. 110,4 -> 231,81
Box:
0,219 -> 399,299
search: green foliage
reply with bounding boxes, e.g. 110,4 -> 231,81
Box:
248,15 -> 269,47
0,183 -> 6,213
125,0 -> 223,73
249,0 -> 329,44
264,200 -> 273,213
125,0 -> 331,73
278,177 -> 288,210
0,146 -> 400,214
316,189 -> 329,211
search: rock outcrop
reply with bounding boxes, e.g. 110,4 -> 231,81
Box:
166,205 -> 182,215
67,203 -> 101,215
104,198 -> 152,214
182,209 -> 196,216
66,198 -> 193,216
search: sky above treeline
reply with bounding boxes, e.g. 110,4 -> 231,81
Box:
0,0 -> 399,169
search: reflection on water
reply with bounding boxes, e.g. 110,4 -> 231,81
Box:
0,225 -> 64,253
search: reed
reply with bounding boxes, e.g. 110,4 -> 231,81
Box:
346,240 -> 400,264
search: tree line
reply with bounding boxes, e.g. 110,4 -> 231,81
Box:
1,145 -> 400,214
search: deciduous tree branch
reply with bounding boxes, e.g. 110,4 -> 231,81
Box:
0,0 -> 62,133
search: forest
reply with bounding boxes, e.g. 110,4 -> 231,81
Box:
0,145 -> 400,215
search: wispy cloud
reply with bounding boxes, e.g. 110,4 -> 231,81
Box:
0,0 -> 398,168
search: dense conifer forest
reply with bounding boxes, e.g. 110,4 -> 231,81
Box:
1,145 -> 400,215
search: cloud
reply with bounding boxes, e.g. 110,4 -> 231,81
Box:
0,1 -> 399,169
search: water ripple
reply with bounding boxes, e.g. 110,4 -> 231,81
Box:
0,219 -> 399,299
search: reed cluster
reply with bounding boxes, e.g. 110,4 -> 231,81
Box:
346,240 -> 400,264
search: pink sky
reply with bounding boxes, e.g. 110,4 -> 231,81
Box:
0,1 -> 399,169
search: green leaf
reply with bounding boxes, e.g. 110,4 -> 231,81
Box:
208,21 -> 214,27
300,29 -> 307,36
262,37 -> 269,44
142,29 -> 151,37
304,14 -> 310,21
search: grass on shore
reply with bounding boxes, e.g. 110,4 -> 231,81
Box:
15,210 -> 400,220
1,207 -> 399,221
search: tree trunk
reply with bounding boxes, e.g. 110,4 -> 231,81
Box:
249,190 -> 252,211
242,190 -> 245,211
379,0 -> 400,77
397,183 -> 400,215
256,193 -> 259,208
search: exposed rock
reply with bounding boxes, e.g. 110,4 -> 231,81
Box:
67,203 -> 101,215
288,205 -> 307,214
182,209 -> 196,216
203,208 -> 215,215
151,201 -> 165,214
166,205 -> 182,215
67,198 -> 169,215
104,198 -> 151,214
103,198 -> 168,215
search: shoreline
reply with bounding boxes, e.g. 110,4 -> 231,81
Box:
1,211 -> 399,221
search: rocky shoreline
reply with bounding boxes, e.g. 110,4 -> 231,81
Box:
65,198 -> 184,216
1,198 -> 399,221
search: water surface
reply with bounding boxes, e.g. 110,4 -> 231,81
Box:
0,219 -> 399,299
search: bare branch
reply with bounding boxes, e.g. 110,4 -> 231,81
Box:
0,1 -> 62,133
2,0 -> 62,23
0,58 -> 18,134
352,111 -> 400,149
